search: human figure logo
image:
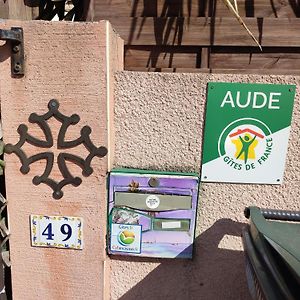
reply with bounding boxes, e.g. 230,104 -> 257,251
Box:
218,118 -> 273,171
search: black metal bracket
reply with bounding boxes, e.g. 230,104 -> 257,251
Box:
0,27 -> 24,75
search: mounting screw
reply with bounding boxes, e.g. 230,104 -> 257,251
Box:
12,45 -> 20,53
14,63 -> 21,73
148,177 -> 159,187
53,190 -> 63,200
48,99 -> 59,110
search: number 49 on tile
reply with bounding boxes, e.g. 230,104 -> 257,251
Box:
30,215 -> 83,250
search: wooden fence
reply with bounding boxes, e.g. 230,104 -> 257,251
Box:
90,0 -> 300,74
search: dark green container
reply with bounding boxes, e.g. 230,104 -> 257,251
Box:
242,206 -> 300,300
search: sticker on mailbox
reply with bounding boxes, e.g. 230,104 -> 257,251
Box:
110,224 -> 142,254
145,194 -> 160,209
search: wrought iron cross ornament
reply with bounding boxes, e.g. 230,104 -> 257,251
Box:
5,99 -> 108,199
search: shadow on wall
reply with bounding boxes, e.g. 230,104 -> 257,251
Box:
113,219 -> 251,300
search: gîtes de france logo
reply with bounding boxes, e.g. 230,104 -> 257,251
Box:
218,118 -> 273,171
118,229 -> 135,246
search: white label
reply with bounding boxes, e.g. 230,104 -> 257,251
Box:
110,223 -> 142,254
162,221 -> 181,229
145,195 -> 160,209
31,215 -> 83,250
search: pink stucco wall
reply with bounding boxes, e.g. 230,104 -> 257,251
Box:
0,20 -> 122,300
112,72 -> 300,299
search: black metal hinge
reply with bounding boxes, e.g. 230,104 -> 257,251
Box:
0,27 -> 24,76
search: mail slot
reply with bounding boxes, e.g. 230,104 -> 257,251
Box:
114,192 -> 192,211
107,169 -> 199,259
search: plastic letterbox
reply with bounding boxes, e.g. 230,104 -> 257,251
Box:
107,169 -> 199,259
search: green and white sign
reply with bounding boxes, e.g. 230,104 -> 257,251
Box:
201,82 -> 296,184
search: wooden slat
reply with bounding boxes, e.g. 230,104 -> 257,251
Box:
93,0 -> 297,18
8,0 -> 34,20
210,52 -> 300,70
0,2 -> 9,19
125,46 -> 201,68
208,68 -> 300,74
106,17 -> 300,47
201,47 -> 210,69
125,67 -> 209,72
124,46 -> 300,71
125,67 -> 300,75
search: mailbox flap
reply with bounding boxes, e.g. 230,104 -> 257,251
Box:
114,192 -> 192,211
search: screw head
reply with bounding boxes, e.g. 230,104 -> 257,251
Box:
13,63 -> 21,73
53,190 -> 63,200
148,177 -> 159,187
48,99 -> 59,110
12,45 -> 20,53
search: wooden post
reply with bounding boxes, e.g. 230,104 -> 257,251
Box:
0,20 -> 123,299
0,1 -> 9,19
8,0 -> 36,20
200,47 -> 210,72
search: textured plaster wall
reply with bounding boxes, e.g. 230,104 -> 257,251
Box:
0,20 -> 123,300
112,72 -> 300,300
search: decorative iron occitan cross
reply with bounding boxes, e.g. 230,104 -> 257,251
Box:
5,99 -> 108,199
